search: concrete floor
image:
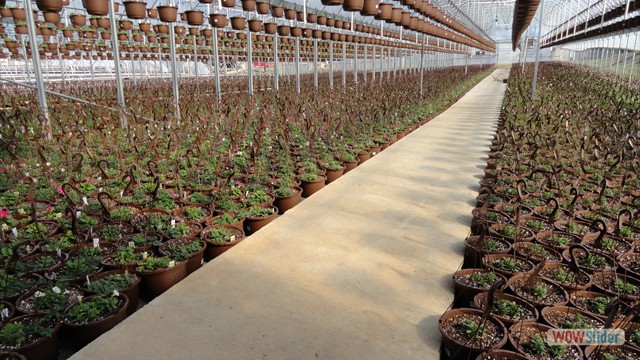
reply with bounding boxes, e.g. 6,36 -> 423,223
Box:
71,69 -> 509,360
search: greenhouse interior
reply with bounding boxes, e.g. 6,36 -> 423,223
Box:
0,0 -> 640,359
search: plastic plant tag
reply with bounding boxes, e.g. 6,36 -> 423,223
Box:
1,308 -> 9,320
93,238 -> 100,247
57,248 -> 62,257
229,235 -> 236,242
129,241 -> 135,248
170,219 -> 175,228
11,228 -> 18,237
82,196 -> 88,205
120,191 -> 124,197
168,260 -> 175,268
86,275 -> 91,287
143,251 -> 148,260
76,211 -> 81,218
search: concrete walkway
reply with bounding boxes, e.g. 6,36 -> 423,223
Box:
71,69 -> 509,360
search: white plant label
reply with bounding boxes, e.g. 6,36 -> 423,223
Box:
82,196 -> 88,205
170,219 -> 175,228
168,261 -> 175,268
93,238 -> 99,247
229,235 -> 236,242
11,228 -> 18,237
86,275 -> 91,287
76,211 -> 81,218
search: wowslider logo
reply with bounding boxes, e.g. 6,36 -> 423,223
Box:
547,329 -> 626,346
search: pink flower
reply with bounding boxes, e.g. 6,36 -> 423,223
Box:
200,116 -> 206,123
235,181 -> 244,186
0,210 -> 8,218
86,177 -> 97,184
288,116 -> 293,121
0,168 -> 5,173
56,186 -> 65,195
295,122 -> 301,126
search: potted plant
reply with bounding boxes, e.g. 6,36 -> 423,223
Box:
158,238 -> 206,274
86,269 -> 140,315
0,314 -> 62,360
135,256 -> 187,300
242,205 -> 277,235
62,293 -> 128,346
83,0 -> 109,16
123,0 -> 146,20
439,308 -> 507,360
201,224 -> 245,261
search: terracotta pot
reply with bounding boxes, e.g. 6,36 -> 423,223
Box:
453,268 -> 507,308
0,314 -> 61,360
209,13 -> 228,28
321,0 -> 344,5
439,308 -> 507,360
157,5 -> 178,22
540,305 -> 604,329
299,175 -> 327,197
271,5 -> 284,17
185,10 -> 204,26
221,0 -> 236,7
343,160 -> 358,173
277,25 -> 291,37
159,238 -> 206,275
475,350 -> 529,360
464,235 -> 512,269
584,345 -> 640,359
62,295 -> 129,346
82,0 -> 108,16
123,1 -> 146,20
248,19 -> 263,32
244,207 -> 278,235
147,7 -> 158,18
36,0 -> 63,12
274,187 -> 302,214
241,0 -> 256,11
323,166 -> 345,184
473,292 -> 539,326
257,1 -> 270,14
230,16 -> 247,30
87,269 -> 141,316
343,0 -> 364,12
137,259 -> 188,300
201,225 -> 245,261
284,8 -> 296,20
356,151 -> 371,163
509,322 -> 583,359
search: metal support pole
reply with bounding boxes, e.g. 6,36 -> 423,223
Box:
465,47 -> 469,74
363,45 -> 367,82
168,23 -> 181,124
372,46 -> 375,81
342,41 -> 346,86
532,0 -> 545,101
213,28 -> 221,100
387,46 -> 390,79
329,40 -> 333,88
419,35 -> 425,97
273,32 -> 279,91
295,37 -> 300,94
58,52 -> 65,84
353,43 -> 358,84
247,28 -> 253,96
20,39 -> 31,83
108,0 -> 127,128
194,35 -> 199,86
393,47 -> 397,78
23,0 -> 51,139
622,31 -> 631,77
313,38 -> 318,88
378,45 -> 382,83
630,32 -> 639,85
615,35 -> 622,75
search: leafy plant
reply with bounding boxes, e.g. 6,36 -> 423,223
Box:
65,295 -> 119,324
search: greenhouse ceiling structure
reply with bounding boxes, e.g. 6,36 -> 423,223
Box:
1,1 -> 640,360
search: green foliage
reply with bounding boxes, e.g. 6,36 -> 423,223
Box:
162,240 -> 203,261
87,272 -> 137,295
494,299 -> 522,318
469,271 -> 497,288
65,295 -> 119,324
458,318 -> 484,341
135,256 -> 174,272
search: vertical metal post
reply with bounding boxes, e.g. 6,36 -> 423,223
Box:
615,35 -> 622,75
108,0 -> 127,128
419,35 -> 425,97
622,31 -> 631,78
132,54 -> 137,86
58,50 -> 65,84
247,28 -> 253,96
273,32 -> 279,91
194,34 -> 199,86
363,44 -> 367,82
372,45 -> 375,81
465,46 -> 469,74
393,47 -> 397,78
342,41 -> 346,86
329,40 -> 333,88
213,28 -> 221,100
295,37 -> 300,94
630,32 -> 639,86
353,43 -> 358,84
532,0 -> 545,101
387,46 -> 390,79
168,23 -> 181,123
20,39 -> 31,83
313,38 -> 318,88
23,0 -> 51,139
378,45 -> 382,82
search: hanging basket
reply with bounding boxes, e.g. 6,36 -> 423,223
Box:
248,19 -> 263,32
264,22 -> 277,34
257,2 -> 270,14
291,26 -> 302,37
221,0 -> 236,8
36,0 -> 63,12
321,0 -> 344,5
209,13 -> 228,28
271,5 -> 284,18
343,0 -> 364,11
157,5 -> 178,22
43,11 -> 61,24
147,7 -> 158,19
241,0 -> 256,11
284,8 -> 296,20
230,16 -> 247,30
185,10 -> 204,26
82,0 -> 109,16
123,1 -> 147,20
277,25 -> 290,37
360,0 -> 378,16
